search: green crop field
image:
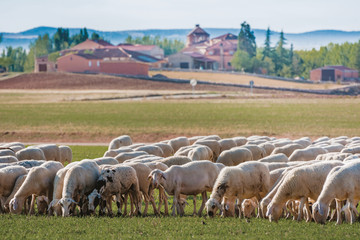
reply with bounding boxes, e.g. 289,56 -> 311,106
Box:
1,98 -> 360,143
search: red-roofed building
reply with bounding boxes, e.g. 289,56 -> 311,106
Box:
310,66 -> 359,82
168,25 -> 238,70
70,39 -> 113,50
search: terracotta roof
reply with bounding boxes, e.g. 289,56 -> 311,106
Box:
118,44 -> 157,51
74,48 -> 129,60
187,24 -> 209,37
207,40 -> 237,52
212,33 -> 237,41
93,39 -> 113,46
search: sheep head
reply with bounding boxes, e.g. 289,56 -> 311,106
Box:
205,198 -> 221,217
58,198 -> 78,217
88,189 -> 102,213
241,199 -> 257,218
148,169 -> 166,189
312,202 -> 328,224
266,202 -> 283,223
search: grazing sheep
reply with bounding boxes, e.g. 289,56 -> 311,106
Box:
188,145 -> 213,161
57,160 -> 100,217
149,161 -> 220,216
313,136 -> 330,145
115,151 -> 149,163
103,147 -> 133,158
241,198 -> 258,218
259,142 -> 276,156
232,137 -> 247,146
188,136 -> 206,145
59,145 -> 72,165
174,145 -> 197,157
0,166 -> 28,213
271,139 -> 293,148
313,161 -> 360,224
341,145 -> 360,155
168,137 -> 190,152
266,161 -> 343,222
0,156 -> 18,164
289,147 -> 328,162
135,145 -> 164,157
0,160 -> 46,170
108,135 -> 132,150
123,162 -> 158,216
91,165 -> 142,216
271,144 -> 305,157
16,147 -> 46,161
316,152 -> 352,161
36,144 -> 61,162
194,139 -> 221,161
158,156 -> 192,167
206,162 -> 270,218
0,149 -> 16,157
3,174 -> 27,213
202,135 -> 221,141
93,157 -> 119,166
216,147 -> 253,166
241,144 -> 266,160
153,143 -> 174,157
293,138 -> 312,148
218,138 -> 237,152
323,144 -> 344,153
9,161 -> 63,214
259,153 -> 288,163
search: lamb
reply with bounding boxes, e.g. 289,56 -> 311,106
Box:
135,145 -> 164,157
9,161 -> 63,214
158,156 -> 192,167
108,135 -> 132,150
168,137 -> 190,152
266,161 -> 343,222
194,139 -> 222,160
149,160 -> 221,216
187,145 -> 213,161
16,147 -> 46,161
57,160 -> 100,217
289,147 -> 328,162
206,162 -> 270,218
90,165 -> 142,216
242,144 -> 266,160
218,138 -> 237,151
0,166 -> 28,213
0,156 -> 18,163
271,143 -> 305,157
216,147 -> 253,166
241,198 -> 258,218
153,143 -> 174,157
313,161 -> 360,224
0,149 -> 16,157
115,151 -> 149,163
59,145 -> 73,164
36,144 -> 61,162
258,153 -> 288,163
103,147 -> 133,158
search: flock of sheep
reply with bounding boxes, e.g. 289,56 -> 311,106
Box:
1,134 -> 360,225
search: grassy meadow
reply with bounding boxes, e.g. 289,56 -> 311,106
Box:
1,98 -> 360,143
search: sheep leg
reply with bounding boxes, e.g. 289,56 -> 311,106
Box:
193,196 -> 197,216
297,198 -> 305,222
161,188 -> 169,216
336,199 -> 343,225
197,192 -> 207,217
148,189 -> 159,215
106,196 -> 113,217
29,195 -> 36,215
304,199 -> 312,222
172,195 -> 178,217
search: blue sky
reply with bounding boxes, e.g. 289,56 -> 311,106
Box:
1,0 -> 359,33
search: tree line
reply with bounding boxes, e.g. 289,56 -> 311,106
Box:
231,22 -> 360,79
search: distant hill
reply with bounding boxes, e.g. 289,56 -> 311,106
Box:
1,26 -> 360,52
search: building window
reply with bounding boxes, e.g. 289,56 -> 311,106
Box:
227,62 -> 232,67
97,61 -> 100,67
89,61 -> 92,67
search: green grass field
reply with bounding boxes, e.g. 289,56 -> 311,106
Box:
1,98 -> 360,143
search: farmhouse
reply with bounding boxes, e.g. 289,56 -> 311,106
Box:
310,65 -> 359,82
35,39 -> 163,76
167,25 -> 238,70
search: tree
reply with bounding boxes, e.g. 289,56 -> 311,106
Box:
237,22 -> 256,58
53,28 -> 70,51
24,34 -> 53,72
262,27 -> 272,59
0,46 -> 27,72
231,50 -> 253,72
0,33 -> 3,45
91,32 -> 102,41
71,28 -> 89,45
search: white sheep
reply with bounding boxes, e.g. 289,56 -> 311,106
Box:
168,137 -> 190,152
57,160 -> 100,217
135,145 -> 164,157
158,156 -> 192,167
216,147 -> 253,166
218,138 -> 237,152
36,144 -> 61,162
289,147 -> 328,162
3,174 -> 27,213
149,160 -> 220,216
232,137 -> 248,146
0,166 -> 28,213
153,143 -> 174,157
16,147 -> 46,161
313,161 -> 360,224
206,161 -> 270,218
323,144 -> 344,153
0,149 -> 16,157
271,143 -> 304,157
242,144 -> 266,160
259,142 -> 276,156
0,156 -> 18,163
194,139 -> 222,161
188,145 -> 213,161
59,145 -> 72,164
115,151 -> 149,163
341,145 -> 360,154
9,161 -> 63,214
258,153 -> 288,163
103,147 -> 133,158
266,161 -> 343,222
108,135 -> 132,150
93,157 -> 119,166
0,160 -> 46,169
